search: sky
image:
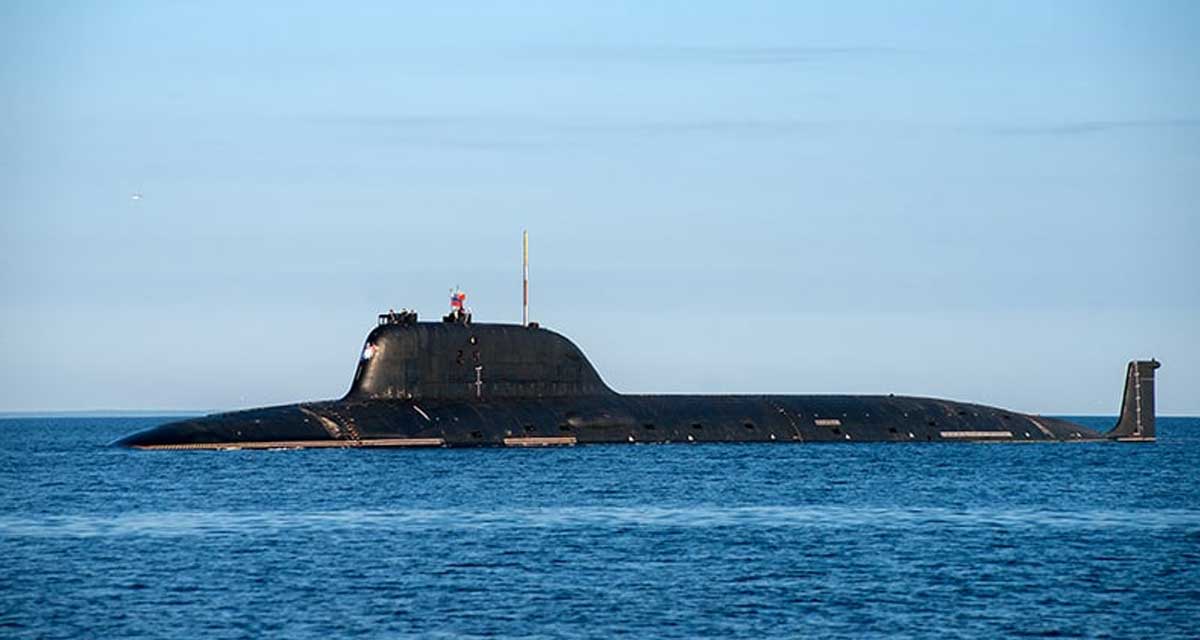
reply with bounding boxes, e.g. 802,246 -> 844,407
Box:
1,1 -> 1197,414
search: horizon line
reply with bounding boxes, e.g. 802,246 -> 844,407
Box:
2,410 -> 1197,420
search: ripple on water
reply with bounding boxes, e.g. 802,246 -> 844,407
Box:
3,505 -> 1200,538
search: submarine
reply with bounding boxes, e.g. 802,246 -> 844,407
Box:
117,233 -> 1159,450
117,305 -> 1160,450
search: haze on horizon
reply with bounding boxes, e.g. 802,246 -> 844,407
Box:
1,1 -> 1197,415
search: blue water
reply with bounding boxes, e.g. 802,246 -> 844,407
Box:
1,417 -> 1198,639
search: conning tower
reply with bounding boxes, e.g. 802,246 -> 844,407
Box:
347,316 -> 614,401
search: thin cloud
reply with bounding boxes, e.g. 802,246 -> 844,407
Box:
557,118 -> 831,135
523,44 -> 912,66
300,114 -> 553,150
311,113 -> 1200,145
301,114 -> 850,151
303,115 -> 482,128
309,114 -> 838,136
985,118 -> 1200,136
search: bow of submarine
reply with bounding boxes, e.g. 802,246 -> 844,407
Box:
114,404 -> 331,448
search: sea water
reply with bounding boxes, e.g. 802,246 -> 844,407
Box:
1,416 -> 1197,638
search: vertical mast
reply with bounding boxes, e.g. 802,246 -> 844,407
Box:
522,230 -> 529,326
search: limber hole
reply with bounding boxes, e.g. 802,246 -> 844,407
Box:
559,424 -> 572,432
691,423 -> 703,430
743,422 -> 755,430
643,423 -> 656,431
523,424 -> 536,433
470,430 -> 483,439
888,427 -> 898,434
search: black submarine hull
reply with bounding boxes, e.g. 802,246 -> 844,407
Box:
118,394 -> 1117,450
116,321 -> 1159,449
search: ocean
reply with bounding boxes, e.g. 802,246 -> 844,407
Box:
1,416 -> 1197,639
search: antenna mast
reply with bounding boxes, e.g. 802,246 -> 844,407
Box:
522,230 -> 529,326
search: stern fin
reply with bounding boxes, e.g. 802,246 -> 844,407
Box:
1106,360 -> 1160,442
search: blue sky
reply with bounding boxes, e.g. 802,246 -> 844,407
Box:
2,1 -> 1197,413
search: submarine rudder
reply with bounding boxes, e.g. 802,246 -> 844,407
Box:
1105,359 -> 1160,442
